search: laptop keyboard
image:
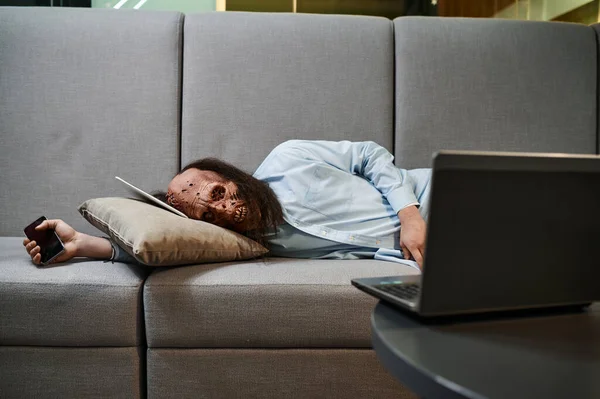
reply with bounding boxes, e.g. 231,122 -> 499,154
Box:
374,283 -> 421,301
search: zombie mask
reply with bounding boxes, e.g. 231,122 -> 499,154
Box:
166,169 -> 260,232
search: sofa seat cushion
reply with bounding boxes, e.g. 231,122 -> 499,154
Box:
144,257 -> 419,348
147,348 -> 412,399
0,346 -> 142,398
0,237 -> 147,346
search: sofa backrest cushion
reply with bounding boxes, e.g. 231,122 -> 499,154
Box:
394,17 -> 597,168
181,12 -> 395,173
0,8 -> 183,235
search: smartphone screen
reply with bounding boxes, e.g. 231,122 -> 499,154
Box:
23,216 -> 65,265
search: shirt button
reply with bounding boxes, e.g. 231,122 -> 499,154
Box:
349,236 -> 355,241
322,231 -> 327,236
376,240 -> 381,245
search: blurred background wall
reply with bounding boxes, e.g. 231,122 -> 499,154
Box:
1,0 -> 598,24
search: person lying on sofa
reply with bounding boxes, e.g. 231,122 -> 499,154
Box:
23,140 -> 432,268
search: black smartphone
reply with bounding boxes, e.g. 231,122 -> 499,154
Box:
23,216 -> 66,266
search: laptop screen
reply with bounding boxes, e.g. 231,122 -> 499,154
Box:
421,156 -> 600,314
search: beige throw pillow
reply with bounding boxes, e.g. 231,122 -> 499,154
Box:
78,197 -> 268,266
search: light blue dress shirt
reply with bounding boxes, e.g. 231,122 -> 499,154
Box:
253,140 -> 432,269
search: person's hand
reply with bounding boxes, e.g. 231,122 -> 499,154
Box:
397,206 -> 427,269
23,219 -> 81,265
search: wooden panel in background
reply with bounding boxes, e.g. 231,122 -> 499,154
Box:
552,0 -> 598,24
227,0 -> 292,12
299,0 -> 404,18
298,0 -> 437,19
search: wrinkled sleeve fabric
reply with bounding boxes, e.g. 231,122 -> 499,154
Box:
102,237 -> 142,265
274,140 -> 420,213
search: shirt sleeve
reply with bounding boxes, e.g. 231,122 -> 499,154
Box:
102,237 -> 142,265
275,140 -> 419,213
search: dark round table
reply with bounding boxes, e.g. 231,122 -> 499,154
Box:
371,302 -> 600,399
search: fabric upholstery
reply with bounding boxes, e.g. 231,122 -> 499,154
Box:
181,12 -> 395,173
0,346 -> 142,398
394,17 -> 597,168
147,348 -> 415,399
144,257 -> 419,347
78,197 -> 268,266
0,237 -> 147,346
0,7 -> 183,236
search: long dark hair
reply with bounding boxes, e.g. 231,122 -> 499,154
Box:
153,158 -> 283,247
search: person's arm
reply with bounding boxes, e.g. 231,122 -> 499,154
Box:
274,140 -> 420,212
273,140 -> 427,268
76,234 -> 113,259
70,233 -> 140,264
23,219 -> 139,265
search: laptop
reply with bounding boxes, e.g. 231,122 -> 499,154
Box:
352,150 -> 600,317
115,176 -> 189,219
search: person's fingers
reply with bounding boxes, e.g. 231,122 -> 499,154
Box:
25,240 -> 37,252
34,220 -> 48,231
26,242 -> 37,253
35,219 -> 61,231
30,245 -> 41,258
32,253 -> 41,265
411,247 -> 424,269
401,245 -> 411,260
23,238 -> 31,246
52,251 -> 70,264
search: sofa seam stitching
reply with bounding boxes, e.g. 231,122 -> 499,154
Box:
0,282 -> 141,287
144,284 -> 362,287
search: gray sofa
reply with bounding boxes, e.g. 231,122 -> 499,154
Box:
0,7 -> 597,399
